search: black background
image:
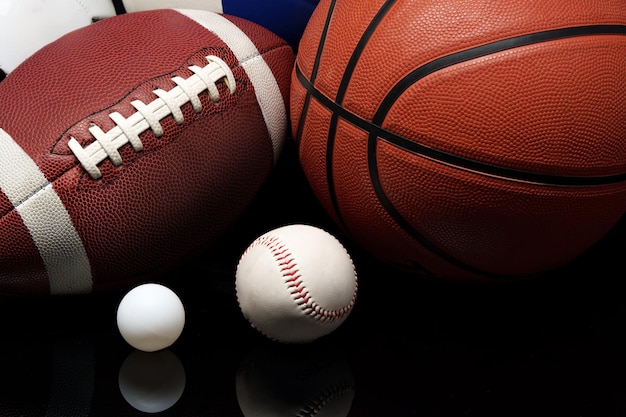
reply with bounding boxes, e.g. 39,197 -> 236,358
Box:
1,138 -> 626,416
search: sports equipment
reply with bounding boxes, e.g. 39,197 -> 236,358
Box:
235,224 -> 358,343
0,9 -> 293,295
291,0 -> 626,282
117,283 -> 186,352
0,0 -> 116,78
116,0 -> 320,49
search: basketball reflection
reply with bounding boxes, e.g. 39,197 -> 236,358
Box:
236,343 -> 355,417
118,349 -> 186,413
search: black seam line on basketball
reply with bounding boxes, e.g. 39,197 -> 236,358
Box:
295,62 -> 626,188
327,0 -> 398,229
366,25 -> 626,278
374,24 -> 626,127
296,64 -> 503,278
371,24 -> 626,187
110,0 -> 127,14
294,0 -> 338,152
295,25 -> 626,279
335,0 -> 398,104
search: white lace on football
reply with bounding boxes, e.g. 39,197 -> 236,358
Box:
68,55 -> 236,179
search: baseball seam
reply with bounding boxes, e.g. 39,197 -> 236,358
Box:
297,379 -> 356,417
248,234 -> 357,323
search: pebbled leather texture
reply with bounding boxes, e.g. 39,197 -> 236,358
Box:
0,9 -> 294,295
291,0 -> 626,281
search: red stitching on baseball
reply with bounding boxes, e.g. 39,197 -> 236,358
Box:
247,233 -> 357,323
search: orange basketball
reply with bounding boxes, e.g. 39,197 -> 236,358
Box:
290,0 -> 626,281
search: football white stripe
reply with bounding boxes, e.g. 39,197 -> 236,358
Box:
0,128 -> 93,294
176,9 -> 288,162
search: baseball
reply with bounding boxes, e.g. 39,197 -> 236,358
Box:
235,224 -> 358,343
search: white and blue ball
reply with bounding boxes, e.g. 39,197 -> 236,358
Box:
0,0 -> 116,77
1,0 -> 318,80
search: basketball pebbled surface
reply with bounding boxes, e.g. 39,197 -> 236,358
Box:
291,0 -> 626,281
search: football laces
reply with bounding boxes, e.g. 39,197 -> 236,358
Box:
68,55 -> 236,180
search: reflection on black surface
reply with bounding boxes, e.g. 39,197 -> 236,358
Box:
0,336 -> 95,417
118,349 -> 185,413
236,343 -> 354,417
1,141 -> 626,415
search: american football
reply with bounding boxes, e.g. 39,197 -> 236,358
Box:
0,8 -> 294,295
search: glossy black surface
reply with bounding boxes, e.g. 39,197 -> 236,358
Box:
2,141 -> 626,416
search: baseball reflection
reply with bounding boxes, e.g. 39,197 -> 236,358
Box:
236,344 -> 355,417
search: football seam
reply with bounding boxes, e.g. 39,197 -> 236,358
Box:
1,40 -> 289,222
67,54 -> 237,180
50,44 -> 291,184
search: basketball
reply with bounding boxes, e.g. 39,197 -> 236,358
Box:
291,0 -> 626,281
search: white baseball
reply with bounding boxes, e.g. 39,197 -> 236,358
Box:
235,224 -> 358,343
